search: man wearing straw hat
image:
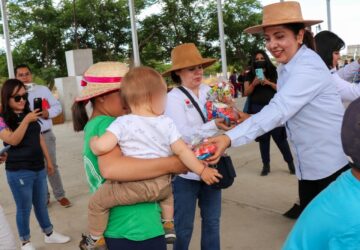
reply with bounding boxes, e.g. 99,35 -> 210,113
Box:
208,1 -> 349,218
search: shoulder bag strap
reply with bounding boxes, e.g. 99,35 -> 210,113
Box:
178,86 -> 206,123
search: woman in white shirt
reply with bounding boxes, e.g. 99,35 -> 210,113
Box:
208,1 -> 349,215
315,30 -> 360,103
163,43 -> 230,250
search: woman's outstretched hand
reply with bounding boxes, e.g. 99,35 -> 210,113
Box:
206,135 -> 231,164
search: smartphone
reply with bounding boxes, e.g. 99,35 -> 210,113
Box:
255,68 -> 265,81
0,145 -> 11,156
33,98 -> 43,112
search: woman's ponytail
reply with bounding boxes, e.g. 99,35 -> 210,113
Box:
284,23 -> 315,51
71,101 -> 89,132
303,29 -> 315,51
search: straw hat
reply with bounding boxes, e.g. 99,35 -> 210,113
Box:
244,1 -> 322,34
162,43 -> 217,77
75,62 -> 129,102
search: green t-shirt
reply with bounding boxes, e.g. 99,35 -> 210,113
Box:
83,115 -> 164,240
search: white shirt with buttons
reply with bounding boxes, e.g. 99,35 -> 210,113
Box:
225,46 -> 348,180
165,84 -> 219,181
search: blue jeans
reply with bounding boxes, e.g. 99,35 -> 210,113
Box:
173,177 -> 221,250
6,169 -> 53,241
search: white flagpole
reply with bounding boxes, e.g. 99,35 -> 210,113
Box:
326,0 -> 332,31
128,0 -> 140,66
1,0 -> 14,78
217,0 -> 227,78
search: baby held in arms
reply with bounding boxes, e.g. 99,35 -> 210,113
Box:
88,66 -> 222,244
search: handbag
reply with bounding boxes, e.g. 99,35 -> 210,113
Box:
178,86 -> 237,189
211,155 -> 236,189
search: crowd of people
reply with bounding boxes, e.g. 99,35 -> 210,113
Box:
0,1 -> 360,250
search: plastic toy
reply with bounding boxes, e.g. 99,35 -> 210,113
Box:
191,138 -> 217,160
205,82 -> 239,125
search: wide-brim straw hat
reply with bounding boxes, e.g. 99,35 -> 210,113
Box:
244,1 -> 322,34
75,62 -> 129,102
162,43 -> 217,77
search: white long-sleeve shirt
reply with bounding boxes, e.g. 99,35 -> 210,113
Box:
225,46 -> 348,180
165,84 -> 219,181
337,60 -> 360,83
27,84 -> 62,132
331,68 -> 360,103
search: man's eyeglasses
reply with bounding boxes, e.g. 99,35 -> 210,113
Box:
17,72 -> 31,78
12,93 -> 28,102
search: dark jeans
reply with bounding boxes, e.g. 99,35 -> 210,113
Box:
105,235 -> 166,250
6,169 -> 53,241
173,176 -> 221,250
299,164 -> 350,211
251,103 -> 293,165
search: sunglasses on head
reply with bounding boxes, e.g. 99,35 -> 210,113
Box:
12,93 -> 28,102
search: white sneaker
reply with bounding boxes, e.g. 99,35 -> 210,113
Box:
21,242 -> 36,250
44,231 -> 70,244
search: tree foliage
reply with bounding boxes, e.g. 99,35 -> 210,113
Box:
1,0 -> 263,86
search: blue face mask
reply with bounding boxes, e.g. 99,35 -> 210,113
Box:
254,60 -> 266,69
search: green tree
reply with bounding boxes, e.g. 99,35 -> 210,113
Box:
2,0 -> 263,84
7,0 -> 67,87
204,0 -> 263,72
139,0 -> 263,73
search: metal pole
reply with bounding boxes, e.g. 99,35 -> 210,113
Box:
326,0 -> 332,31
128,0 -> 140,66
1,0 -> 14,78
217,0 -> 227,78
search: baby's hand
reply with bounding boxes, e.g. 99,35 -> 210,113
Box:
200,166 -> 222,185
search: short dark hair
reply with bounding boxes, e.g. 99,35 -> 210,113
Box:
314,31 -> 345,69
170,71 -> 182,84
283,23 -> 315,51
14,64 -> 32,76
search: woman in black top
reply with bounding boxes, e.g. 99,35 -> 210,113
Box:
0,79 -> 70,250
244,50 -> 295,176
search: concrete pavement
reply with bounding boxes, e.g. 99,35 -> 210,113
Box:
0,99 -> 298,250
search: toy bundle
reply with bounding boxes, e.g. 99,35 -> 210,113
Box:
191,138 -> 217,160
205,82 -> 238,125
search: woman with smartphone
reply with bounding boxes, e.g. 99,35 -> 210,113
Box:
0,79 -> 70,250
243,50 -> 294,176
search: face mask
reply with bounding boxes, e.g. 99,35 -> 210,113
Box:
254,60 -> 266,69
24,83 -> 34,92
